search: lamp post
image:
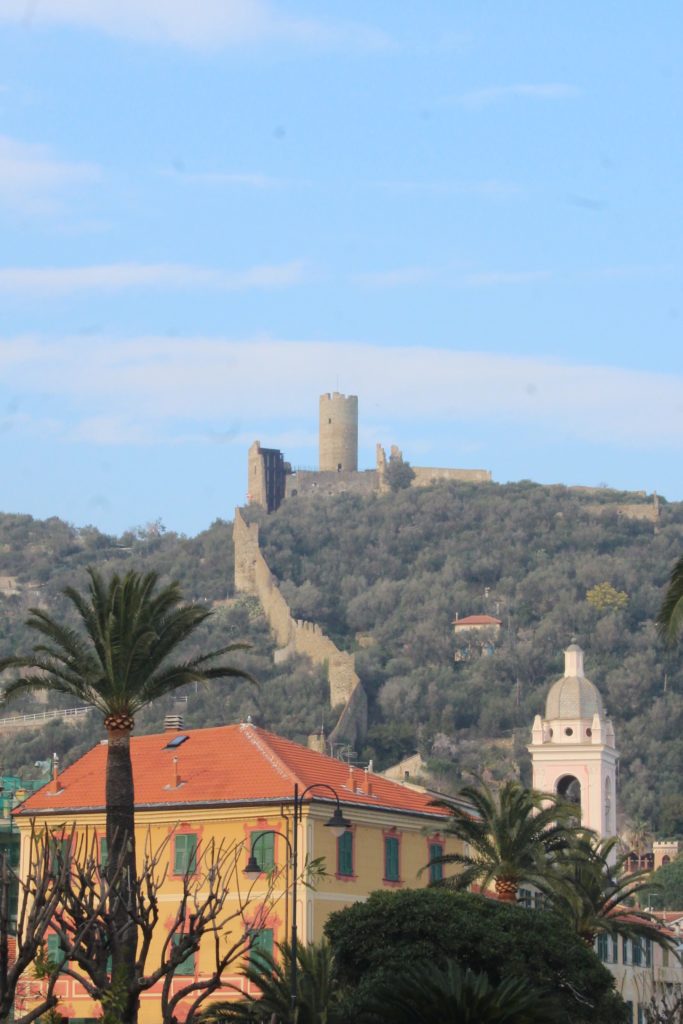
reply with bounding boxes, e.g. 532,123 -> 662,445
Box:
243,782 -> 350,1018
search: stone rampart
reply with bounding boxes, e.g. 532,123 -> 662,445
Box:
285,469 -> 377,500
411,466 -> 492,487
233,508 -> 367,746
584,501 -> 659,524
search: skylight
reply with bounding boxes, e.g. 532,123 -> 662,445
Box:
164,735 -> 189,750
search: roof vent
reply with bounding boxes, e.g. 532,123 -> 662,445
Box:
164,714 -> 183,731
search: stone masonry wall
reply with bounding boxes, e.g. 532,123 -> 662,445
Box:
411,466 -> 492,487
233,508 -> 367,746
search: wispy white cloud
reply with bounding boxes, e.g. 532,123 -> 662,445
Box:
0,261 -> 306,295
354,267 -> 435,288
353,267 -> 550,290
0,135 -> 99,212
1,335 -> 681,451
453,83 -> 580,109
1,0 -> 390,51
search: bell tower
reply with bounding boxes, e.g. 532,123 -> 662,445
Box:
529,643 -> 619,838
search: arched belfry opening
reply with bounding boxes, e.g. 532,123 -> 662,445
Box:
557,774 -> 581,808
528,643 -> 619,841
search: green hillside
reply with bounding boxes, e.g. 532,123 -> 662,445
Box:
257,481 -> 683,834
1,482 -> 681,838
0,514 -> 333,777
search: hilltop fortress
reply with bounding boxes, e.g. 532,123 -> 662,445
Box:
246,392 -> 492,513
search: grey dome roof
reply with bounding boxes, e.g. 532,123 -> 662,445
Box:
545,674 -> 604,720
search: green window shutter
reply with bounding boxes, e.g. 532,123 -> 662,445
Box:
429,843 -> 444,883
251,831 -> 275,872
249,928 -> 274,974
597,934 -> 608,961
49,838 -> 70,873
384,836 -> 399,881
47,933 -> 65,971
171,934 -> 195,976
174,833 -> 198,875
338,831 -> 353,876
611,937 -> 618,963
633,940 -> 642,966
100,838 -> 108,869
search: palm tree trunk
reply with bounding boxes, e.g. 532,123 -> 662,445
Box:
494,877 -> 518,902
106,726 -> 139,1024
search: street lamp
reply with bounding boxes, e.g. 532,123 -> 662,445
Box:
243,782 -> 350,1017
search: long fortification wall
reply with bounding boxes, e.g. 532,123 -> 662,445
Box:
411,466 -> 492,487
233,508 -> 367,746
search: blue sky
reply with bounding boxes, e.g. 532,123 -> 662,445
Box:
0,1 -> 681,536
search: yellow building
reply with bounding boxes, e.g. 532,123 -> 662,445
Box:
15,722 -> 459,1023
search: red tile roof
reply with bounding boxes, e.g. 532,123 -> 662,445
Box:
15,724 -> 449,821
453,615 -> 502,627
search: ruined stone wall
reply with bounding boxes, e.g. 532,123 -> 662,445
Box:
585,502 -> 659,524
285,469 -> 377,499
233,508 -> 367,746
411,466 -> 492,486
247,441 -> 267,509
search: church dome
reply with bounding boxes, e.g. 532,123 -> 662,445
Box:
545,644 -> 604,720
545,675 -> 604,720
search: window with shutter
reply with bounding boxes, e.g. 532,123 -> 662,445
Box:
337,831 -> 353,877
384,836 -> 399,881
171,934 -> 196,976
249,928 -> 274,974
174,833 -> 198,875
429,843 -> 444,883
251,830 -> 275,872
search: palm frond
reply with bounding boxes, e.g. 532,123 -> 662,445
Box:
657,553 -> 683,645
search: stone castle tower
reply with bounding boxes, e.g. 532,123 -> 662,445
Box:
529,643 -> 619,839
319,392 -> 358,472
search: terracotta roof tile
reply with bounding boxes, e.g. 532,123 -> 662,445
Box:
15,724 -> 449,821
452,615 -> 502,626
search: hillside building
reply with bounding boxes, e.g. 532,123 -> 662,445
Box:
452,614 -> 502,661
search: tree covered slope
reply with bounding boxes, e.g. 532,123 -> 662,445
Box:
258,481 -> 683,833
1,482 -> 681,836
0,515 -> 332,778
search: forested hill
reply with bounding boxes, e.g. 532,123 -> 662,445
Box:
257,481 -> 683,835
0,481 -> 682,837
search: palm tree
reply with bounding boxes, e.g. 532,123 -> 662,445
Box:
359,958 -> 553,1024
657,554 -> 683,645
427,779 -> 577,902
547,833 -> 673,950
0,567 -> 254,1024
200,940 -> 340,1024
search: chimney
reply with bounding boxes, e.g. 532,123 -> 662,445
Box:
48,752 -> 62,795
164,714 -> 183,731
173,757 -> 181,788
363,768 -> 373,797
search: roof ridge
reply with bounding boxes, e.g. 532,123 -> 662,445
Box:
239,723 -> 303,787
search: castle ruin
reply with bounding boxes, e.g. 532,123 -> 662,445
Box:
247,392 -> 492,513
